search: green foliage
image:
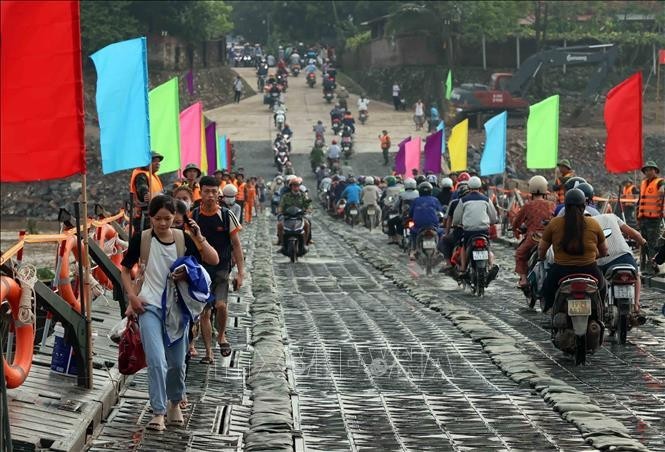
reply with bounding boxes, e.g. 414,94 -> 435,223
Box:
346,31 -> 371,50
80,1 -> 141,56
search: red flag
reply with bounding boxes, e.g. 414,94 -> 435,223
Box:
604,72 -> 642,174
659,49 -> 665,65
1,1 -> 85,182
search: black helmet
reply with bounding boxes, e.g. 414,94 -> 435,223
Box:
564,176 -> 587,192
418,181 -> 433,195
415,175 -> 426,185
576,182 -> 594,202
564,188 -> 586,207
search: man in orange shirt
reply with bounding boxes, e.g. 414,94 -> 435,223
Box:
129,151 -> 164,232
235,173 -> 247,223
379,130 -> 391,166
244,177 -> 258,223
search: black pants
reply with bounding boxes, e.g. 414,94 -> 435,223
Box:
234,90 -> 242,103
393,96 -> 400,110
543,263 -> 606,312
439,228 -> 463,259
236,200 -> 245,224
382,148 -> 389,165
387,215 -> 403,236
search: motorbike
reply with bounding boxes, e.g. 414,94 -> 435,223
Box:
291,64 -> 301,77
266,90 -> 281,109
331,118 -> 341,135
604,264 -> 638,344
364,204 -> 379,231
242,54 -> 253,67
282,133 -> 292,152
281,206 -> 307,263
324,90 -> 334,104
381,197 -> 397,234
276,73 -> 288,91
276,151 -> 289,174
307,72 -> 316,88
416,227 -> 440,276
341,136 -> 353,159
401,217 -> 414,252
275,111 -> 286,130
551,274 -> 604,365
345,203 -> 360,227
257,74 -> 267,92
465,234 -> 491,297
359,110 -> 368,125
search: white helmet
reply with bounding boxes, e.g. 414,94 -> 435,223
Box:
426,174 -> 438,185
365,176 -> 374,186
441,177 -> 453,188
404,178 -> 417,190
285,174 -> 296,184
222,184 -> 238,197
275,175 -> 284,183
468,176 -> 482,189
528,175 -> 548,195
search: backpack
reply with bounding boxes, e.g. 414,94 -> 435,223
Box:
134,228 -> 185,293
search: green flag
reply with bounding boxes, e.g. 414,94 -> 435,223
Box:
526,94 -> 559,169
149,78 -> 181,174
445,69 -> 452,100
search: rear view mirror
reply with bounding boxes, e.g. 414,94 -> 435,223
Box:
603,228 -> 612,239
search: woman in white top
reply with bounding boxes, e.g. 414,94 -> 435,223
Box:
392,82 -> 401,110
414,99 -> 425,130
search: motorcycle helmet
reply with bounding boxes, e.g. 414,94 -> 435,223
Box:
528,175 -> 548,195
358,176 -> 366,185
565,188 -> 586,206
365,176 -> 374,186
418,181 -> 433,195
564,176 -> 587,192
457,182 -> 470,197
457,172 -> 470,183
576,182 -> 594,202
415,175 -> 426,185
275,175 -> 284,183
385,176 -> 396,187
426,174 -> 438,186
285,174 -> 296,185
348,176 -> 356,184
222,184 -> 238,197
441,177 -> 453,188
404,178 -> 417,190
290,176 -> 302,186
468,176 -> 482,189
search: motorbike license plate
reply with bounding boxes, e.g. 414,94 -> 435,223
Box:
613,285 -> 634,299
350,209 -> 358,215
423,240 -> 437,250
472,250 -> 488,260
568,298 -> 591,316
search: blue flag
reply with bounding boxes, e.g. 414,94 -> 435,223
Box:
480,111 -> 507,176
218,134 -> 228,170
91,37 -> 151,174
436,120 -> 445,153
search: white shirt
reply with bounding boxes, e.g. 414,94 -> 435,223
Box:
139,237 -> 178,308
392,85 -> 400,97
357,98 -> 369,111
415,102 -> 424,116
327,145 -> 341,159
594,214 -> 633,266
233,79 -> 243,91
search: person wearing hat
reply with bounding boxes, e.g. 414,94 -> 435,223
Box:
379,130 -> 391,166
213,169 -> 225,188
129,151 -> 165,231
277,177 -> 312,245
637,161 -> 664,269
552,158 -> 575,204
174,163 -> 202,203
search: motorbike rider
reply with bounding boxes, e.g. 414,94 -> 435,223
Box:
323,75 -> 336,94
277,177 -> 312,245
556,181 -> 600,217
310,141 -> 325,172
304,61 -> 317,75
512,176 -> 555,288
361,176 -> 382,225
337,86 -> 350,110
289,50 -> 301,67
439,182 -> 469,272
330,104 -> 343,126
438,177 -> 454,208
327,140 -> 341,169
357,94 -> 370,118
313,120 -> 326,141
381,175 -> 402,203
409,181 -> 444,259
552,159 -> 576,204
342,110 -> 356,134
281,123 -> 294,151
426,175 -> 440,199
387,178 -> 419,244
538,188 -> 608,313
340,176 -> 363,216
428,104 -> 441,132
452,176 -> 499,280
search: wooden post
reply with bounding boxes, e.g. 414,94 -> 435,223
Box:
79,173 -> 93,389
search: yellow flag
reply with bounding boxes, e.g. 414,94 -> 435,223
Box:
448,119 -> 468,172
200,113 -> 208,174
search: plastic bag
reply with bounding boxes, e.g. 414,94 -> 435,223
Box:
108,317 -> 128,344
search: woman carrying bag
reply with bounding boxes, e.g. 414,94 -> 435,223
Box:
120,195 -> 218,431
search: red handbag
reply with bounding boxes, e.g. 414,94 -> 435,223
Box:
118,316 -> 146,375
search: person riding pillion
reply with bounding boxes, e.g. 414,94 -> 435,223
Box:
360,176 -> 382,225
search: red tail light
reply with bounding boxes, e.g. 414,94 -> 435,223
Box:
614,272 -> 636,283
474,238 -> 486,248
570,281 -> 592,293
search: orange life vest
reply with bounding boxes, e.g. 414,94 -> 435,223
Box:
236,182 -> 246,201
380,135 -> 391,150
621,184 -> 637,207
129,169 -> 163,217
638,177 -> 664,219
555,171 -> 574,204
174,179 -> 201,201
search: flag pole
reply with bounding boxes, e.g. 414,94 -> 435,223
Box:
81,171 -> 93,389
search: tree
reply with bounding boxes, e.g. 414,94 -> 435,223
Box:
80,1 -> 141,57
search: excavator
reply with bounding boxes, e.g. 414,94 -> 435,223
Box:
448,43 -> 618,127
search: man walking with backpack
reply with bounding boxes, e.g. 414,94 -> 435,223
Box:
192,176 -> 245,363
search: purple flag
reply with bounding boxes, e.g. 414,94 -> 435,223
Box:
394,136 -> 411,175
185,69 -> 194,96
205,122 -> 217,174
424,130 -> 443,174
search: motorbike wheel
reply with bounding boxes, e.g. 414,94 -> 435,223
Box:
475,268 -> 485,297
618,313 -> 628,345
426,256 -> 433,276
288,241 -> 297,263
575,335 -> 587,365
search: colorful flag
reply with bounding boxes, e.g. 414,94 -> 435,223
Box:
436,121 -> 445,154
604,73 -> 642,173
205,123 -> 217,174
149,78 -> 180,174
526,95 -> 559,169
1,0 -> 85,182
405,137 -> 421,177
394,137 -> 411,175
445,70 -> 453,100
480,111 -> 507,176
185,69 -> 195,95
91,37 -> 151,174
424,130 -> 443,174
200,115 -> 208,174
217,134 -> 228,170
179,102 -> 203,172
448,119 -> 468,172
659,49 -> 665,65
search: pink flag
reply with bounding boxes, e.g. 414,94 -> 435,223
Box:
179,102 -> 203,172
424,131 -> 443,174
404,136 -> 421,177
394,136 -> 411,174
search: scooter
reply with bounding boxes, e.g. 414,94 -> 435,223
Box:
307,72 -> 316,88
604,264 -> 639,344
364,204 -> 379,231
331,118 -> 341,135
416,227 -> 439,276
324,90 -> 334,103
345,203 -> 360,227
281,207 -> 307,263
359,110 -> 368,125
291,64 -> 301,77
466,234 -> 490,297
341,136 -> 353,159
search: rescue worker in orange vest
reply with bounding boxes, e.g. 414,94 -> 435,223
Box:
129,151 -> 164,231
235,173 -> 247,224
637,161 -> 664,271
174,163 -> 202,205
552,159 -> 575,204
619,179 -> 639,226
379,130 -> 391,166
244,177 -> 258,224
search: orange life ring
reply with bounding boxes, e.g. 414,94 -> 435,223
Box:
56,236 -> 82,313
92,224 -> 122,289
1,276 -> 34,389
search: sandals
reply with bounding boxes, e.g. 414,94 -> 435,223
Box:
167,402 -> 185,426
199,356 -> 214,365
218,341 -> 232,357
146,415 -> 166,431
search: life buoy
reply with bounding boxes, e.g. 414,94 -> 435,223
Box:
92,224 -> 122,289
1,276 -> 34,389
56,236 -> 82,313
